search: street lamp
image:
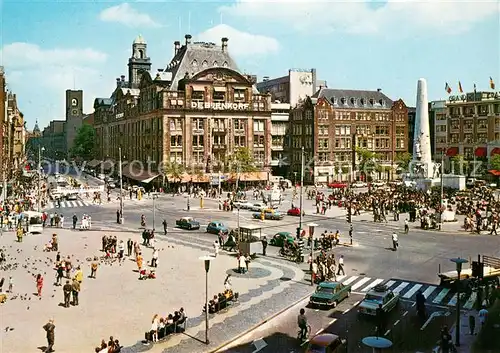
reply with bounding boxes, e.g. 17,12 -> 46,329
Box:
118,147 -> 124,224
450,257 -> 468,347
297,147 -> 305,240
307,222 -> 319,285
152,193 -> 159,230
37,146 -> 45,212
199,255 -> 212,344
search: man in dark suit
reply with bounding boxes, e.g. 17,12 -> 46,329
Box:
62,280 -> 72,308
43,319 -> 55,352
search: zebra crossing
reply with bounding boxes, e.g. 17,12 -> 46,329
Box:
46,200 -> 92,209
338,275 -> 477,309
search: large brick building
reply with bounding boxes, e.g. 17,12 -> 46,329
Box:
289,88 -> 409,184
93,35 -> 272,183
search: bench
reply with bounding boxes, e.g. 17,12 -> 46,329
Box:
203,292 -> 239,314
144,316 -> 188,343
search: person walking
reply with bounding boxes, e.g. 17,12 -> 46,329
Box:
392,232 -> 399,251
116,210 -> 121,224
213,240 -> 220,257
72,214 -> 77,229
162,219 -> 167,235
118,240 -> 125,261
36,274 -> 44,297
127,238 -> 133,256
62,280 -> 72,308
404,219 -> 409,234
337,255 -> 345,276
469,314 -> 476,335
8,276 -> 13,293
261,236 -> 268,256
90,257 -> 98,279
479,306 -> 488,328
151,248 -> 159,268
42,319 -> 55,353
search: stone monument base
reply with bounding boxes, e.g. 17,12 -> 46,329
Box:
415,178 -> 441,191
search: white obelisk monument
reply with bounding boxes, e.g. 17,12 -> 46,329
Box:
412,78 -> 436,179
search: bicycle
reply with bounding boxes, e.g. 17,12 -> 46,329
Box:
297,324 -> 311,342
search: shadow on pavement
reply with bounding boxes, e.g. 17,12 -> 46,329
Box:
218,332 -> 303,353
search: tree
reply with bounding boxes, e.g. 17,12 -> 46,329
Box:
490,154 -> 500,171
70,125 -> 96,160
450,155 -> 469,175
163,161 -> 185,183
395,152 -> 412,171
356,147 -> 380,174
225,147 -> 258,173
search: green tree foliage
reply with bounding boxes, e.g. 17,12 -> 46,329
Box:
225,147 -> 258,173
163,161 -> 185,183
356,147 -> 380,174
70,124 -> 96,160
450,155 -> 469,175
490,154 -> 500,171
396,152 -> 412,171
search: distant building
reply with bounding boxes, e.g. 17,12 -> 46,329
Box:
65,89 -> 84,156
429,100 -> 447,161
270,102 -> 290,176
289,88 -> 409,184
83,113 -> 94,126
407,107 -> 416,154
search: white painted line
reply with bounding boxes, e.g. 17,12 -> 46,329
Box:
393,282 -> 410,295
384,280 -> 397,289
329,318 -> 337,325
315,329 -> 323,336
447,294 -> 458,307
432,288 -> 450,304
336,275 -> 346,282
422,286 -> 437,300
342,276 -> 359,286
361,278 -> 384,292
403,311 -> 408,317
463,292 -> 477,310
342,307 -> 351,314
403,284 -> 423,299
393,319 -> 400,326
351,277 -> 372,291
384,329 -> 391,336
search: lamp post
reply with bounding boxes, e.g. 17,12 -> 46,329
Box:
439,147 -> 445,230
450,257 -> 468,347
152,193 -> 158,230
199,255 -> 212,344
37,146 -> 45,212
297,147 -> 304,239
118,147 -> 124,224
307,222 -> 318,285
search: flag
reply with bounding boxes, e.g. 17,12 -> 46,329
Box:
474,83 -> 477,93
458,81 -> 463,93
490,77 -> 496,90
445,82 -> 452,94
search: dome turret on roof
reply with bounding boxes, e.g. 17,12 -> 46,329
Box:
33,119 -> 40,133
133,34 -> 146,45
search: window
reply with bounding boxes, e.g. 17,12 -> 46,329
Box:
192,90 -> 204,101
436,125 -> 447,132
202,60 -> 208,68
464,120 -> 473,130
234,89 -> 246,102
234,119 -> 245,130
192,135 -> 204,147
464,133 -> 473,143
192,152 -> 204,163
222,61 -> 228,68
318,152 -> 329,162
253,120 -> 265,132
479,105 -> 488,115
253,151 -> 265,163
396,138 -> 405,149
213,135 -> 225,145
213,61 -> 218,67
451,133 -> 459,143
478,119 -> 488,129
213,119 -> 225,130
169,152 -> 182,163
319,138 -> 329,149
253,135 -> 265,147
464,107 -> 474,116
170,118 -> 182,131
170,136 -> 182,147
213,91 -> 225,102
234,136 -> 246,147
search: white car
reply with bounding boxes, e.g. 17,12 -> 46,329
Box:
371,181 -> 385,187
97,173 -> 106,180
65,193 -> 78,201
234,201 -> 253,209
351,181 -> 368,188
250,203 -> 266,212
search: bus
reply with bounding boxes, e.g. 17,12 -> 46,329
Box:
21,211 -> 44,234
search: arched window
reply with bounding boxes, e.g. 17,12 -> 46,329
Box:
202,60 -> 208,68
213,61 -> 218,67
192,59 -> 198,67
222,61 -> 228,68
138,49 -> 144,59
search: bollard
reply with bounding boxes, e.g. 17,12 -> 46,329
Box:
200,197 -> 204,209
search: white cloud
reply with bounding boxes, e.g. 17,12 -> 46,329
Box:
219,0 -> 500,35
0,43 -> 112,127
197,24 -> 279,57
99,3 -> 160,28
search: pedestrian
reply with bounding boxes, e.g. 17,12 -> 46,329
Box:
116,210 -> 120,224
238,253 -> 246,274
392,232 -> 399,251
62,280 -> 72,308
60,215 -> 64,228
469,314 -> 476,335
56,264 -> 64,285
36,274 -> 44,297
90,257 -> 98,279
72,214 -> 77,229
136,252 -> 143,272
261,236 -> 268,256
479,306 -> 488,327
376,304 -> 385,336
213,240 -> 220,257
127,238 -> 133,256
118,240 -> 125,261
74,266 -> 83,283
245,253 -> 251,272
71,278 -> 80,306
404,219 -> 409,234
162,219 -> 167,235
42,319 -> 55,353
8,276 -> 13,293
151,248 -> 159,268
337,255 -> 345,276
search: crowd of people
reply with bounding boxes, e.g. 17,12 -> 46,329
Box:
93,336 -> 122,353
146,308 -> 186,343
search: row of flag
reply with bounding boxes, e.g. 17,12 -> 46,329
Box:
445,77 -> 496,94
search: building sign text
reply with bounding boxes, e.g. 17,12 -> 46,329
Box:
116,113 -> 124,119
191,102 -> 249,110
448,91 -> 500,103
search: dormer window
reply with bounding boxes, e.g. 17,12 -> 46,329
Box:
202,60 -> 208,68
213,61 -> 218,67
192,59 -> 198,67
369,98 -> 375,106
381,100 -> 386,107
379,99 -> 384,106
341,97 -> 346,105
222,61 -> 228,68
351,97 -> 357,106
333,97 -> 338,105
360,98 -> 366,106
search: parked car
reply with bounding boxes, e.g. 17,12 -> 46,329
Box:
175,217 -> 200,230
351,181 -> 367,188
358,284 -> 399,316
269,232 -> 294,247
287,207 -> 304,216
234,200 -> 253,209
206,221 -> 228,235
250,203 -> 266,212
253,210 -> 284,220
371,180 -> 385,187
306,333 -> 347,353
309,281 -> 351,308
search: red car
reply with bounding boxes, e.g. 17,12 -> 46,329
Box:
328,182 -> 348,189
287,207 -> 304,216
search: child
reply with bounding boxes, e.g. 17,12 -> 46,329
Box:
8,276 -> 13,293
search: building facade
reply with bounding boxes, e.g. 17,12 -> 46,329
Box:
0,67 -> 6,182
65,90 -> 84,155
290,88 -> 409,184
445,91 -> 500,164
270,102 -> 290,176
40,121 -> 66,159
94,35 -> 272,181
430,100 -> 447,161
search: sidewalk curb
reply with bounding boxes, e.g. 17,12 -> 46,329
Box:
205,290 -> 314,353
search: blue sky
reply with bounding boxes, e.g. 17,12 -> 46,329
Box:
0,0 -> 499,130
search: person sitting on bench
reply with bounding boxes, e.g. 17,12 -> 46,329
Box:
218,293 -> 226,310
176,308 -> 186,332
165,314 -> 175,335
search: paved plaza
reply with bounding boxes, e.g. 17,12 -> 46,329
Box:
0,226 -> 308,353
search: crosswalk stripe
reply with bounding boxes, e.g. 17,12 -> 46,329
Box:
336,275 -> 346,282
385,280 -> 397,288
403,284 -> 423,299
463,292 -> 477,310
447,294 -> 458,306
361,279 -> 384,292
433,288 -> 450,304
342,276 -> 359,286
351,277 -> 372,291
393,282 -> 409,294
422,286 -> 437,300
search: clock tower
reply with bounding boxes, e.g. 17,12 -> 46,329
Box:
128,35 -> 151,88
65,89 -> 84,157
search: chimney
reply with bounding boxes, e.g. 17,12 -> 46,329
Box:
116,78 -> 121,87
185,34 -> 192,45
174,41 -> 180,55
158,68 -> 164,72
221,37 -> 228,52
263,76 -> 269,82
377,88 -> 382,92
121,75 -> 125,82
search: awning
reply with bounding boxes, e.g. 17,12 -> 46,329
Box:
239,171 -> 268,181
122,164 -> 160,183
192,86 -> 205,91
446,147 -> 459,157
489,170 -> 500,176
475,147 -> 487,158
213,86 -> 226,92
86,159 -> 100,168
491,148 -> 500,156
